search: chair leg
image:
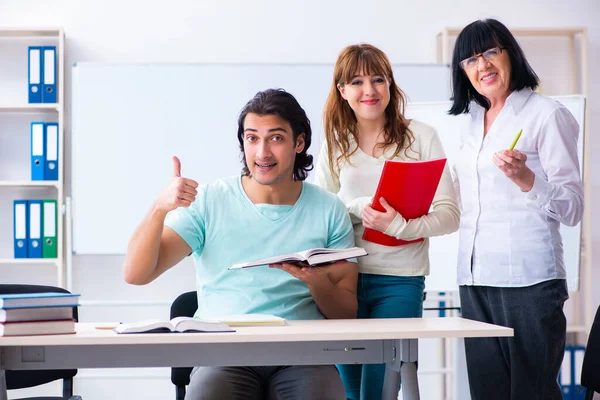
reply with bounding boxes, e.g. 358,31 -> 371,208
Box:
176,385 -> 186,400
63,377 -> 74,399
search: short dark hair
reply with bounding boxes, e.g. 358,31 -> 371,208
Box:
448,19 -> 539,115
237,88 -> 313,181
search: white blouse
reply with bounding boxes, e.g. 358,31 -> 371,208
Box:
454,88 -> 584,287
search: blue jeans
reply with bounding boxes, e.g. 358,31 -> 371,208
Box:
337,273 -> 425,400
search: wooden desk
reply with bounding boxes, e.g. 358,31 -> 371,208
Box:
0,317 -> 513,400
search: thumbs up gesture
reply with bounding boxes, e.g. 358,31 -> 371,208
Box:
154,156 -> 199,213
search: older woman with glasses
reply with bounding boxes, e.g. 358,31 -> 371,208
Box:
449,19 -> 583,400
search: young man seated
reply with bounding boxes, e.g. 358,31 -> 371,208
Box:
123,89 -> 358,400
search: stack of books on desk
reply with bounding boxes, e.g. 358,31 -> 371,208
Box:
0,292 -> 79,336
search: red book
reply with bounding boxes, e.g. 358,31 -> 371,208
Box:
362,158 -> 447,247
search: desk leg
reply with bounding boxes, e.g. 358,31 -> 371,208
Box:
401,361 -> 419,400
0,369 -> 7,400
400,338 -> 419,400
383,338 -> 420,400
382,362 -> 400,400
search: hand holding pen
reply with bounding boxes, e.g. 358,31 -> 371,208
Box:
493,129 -> 535,191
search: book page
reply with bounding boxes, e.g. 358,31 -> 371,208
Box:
305,247 -> 364,258
114,319 -> 173,334
302,248 -> 336,257
230,253 -> 304,269
269,254 -> 305,264
172,317 -> 235,332
306,247 -> 367,266
230,247 -> 367,270
170,316 -> 194,326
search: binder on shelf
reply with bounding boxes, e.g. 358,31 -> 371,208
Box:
44,123 -> 59,181
27,200 -> 43,258
42,199 -> 57,259
560,346 -> 573,400
13,200 -> 28,259
42,46 -> 57,103
31,122 -> 46,181
573,346 -> 586,400
28,46 -> 42,103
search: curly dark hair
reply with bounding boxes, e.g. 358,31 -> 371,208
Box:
237,88 -> 313,181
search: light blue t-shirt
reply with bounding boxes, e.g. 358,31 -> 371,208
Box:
165,175 -> 355,321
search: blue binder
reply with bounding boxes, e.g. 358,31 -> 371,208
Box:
572,346 -> 586,400
44,122 -> 59,181
13,200 -> 28,258
30,122 -> 46,180
560,346 -> 573,400
27,200 -> 43,258
42,46 -> 57,103
28,46 -> 43,103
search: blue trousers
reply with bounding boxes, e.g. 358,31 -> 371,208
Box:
337,273 -> 425,400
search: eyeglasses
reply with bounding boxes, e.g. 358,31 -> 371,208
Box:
459,47 -> 504,70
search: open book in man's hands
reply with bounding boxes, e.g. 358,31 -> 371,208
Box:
114,317 -> 234,334
229,247 -> 367,270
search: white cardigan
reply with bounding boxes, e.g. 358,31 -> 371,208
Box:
314,120 -> 460,277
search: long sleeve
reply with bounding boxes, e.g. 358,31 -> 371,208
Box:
384,129 -> 460,240
314,141 -> 341,194
314,141 -> 371,225
451,163 -> 462,212
525,107 -> 584,227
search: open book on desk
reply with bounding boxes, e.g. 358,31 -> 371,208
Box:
114,317 -> 234,334
229,247 -> 367,270
363,158 -> 446,247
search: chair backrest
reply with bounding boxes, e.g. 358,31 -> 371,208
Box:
170,291 -> 198,395
582,305 -> 600,394
170,291 -> 198,321
0,284 -> 78,392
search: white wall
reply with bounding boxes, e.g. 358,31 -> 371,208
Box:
1,0 -> 599,399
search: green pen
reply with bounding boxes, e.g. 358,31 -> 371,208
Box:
509,129 -> 523,150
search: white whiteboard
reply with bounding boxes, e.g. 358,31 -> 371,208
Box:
404,95 -> 585,292
71,63 -> 583,292
71,62 -> 450,256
